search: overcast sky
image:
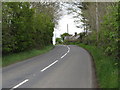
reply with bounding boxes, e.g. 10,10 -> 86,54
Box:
53,3 -> 84,45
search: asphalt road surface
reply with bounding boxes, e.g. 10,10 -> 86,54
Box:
2,45 -> 97,89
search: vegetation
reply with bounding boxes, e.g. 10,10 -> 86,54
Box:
70,43 -> 118,88
61,33 -> 70,41
2,2 -> 119,88
3,45 -> 54,67
2,2 -> 60,66
2,2 -> 58,55
65,2 -> 119,88
73,2 -> 119,60
56,38 -> 62,44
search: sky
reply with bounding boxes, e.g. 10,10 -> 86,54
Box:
52,3 -> 84,45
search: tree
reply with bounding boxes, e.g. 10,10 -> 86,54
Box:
67,2 -> 119,58
2,2 -> 59,55
2,2 -> 35,53
56,38 -> 62,44
61,33 -> 70,41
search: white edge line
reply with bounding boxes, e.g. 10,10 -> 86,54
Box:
41,60 -> 58,72
11,79 -> 29,90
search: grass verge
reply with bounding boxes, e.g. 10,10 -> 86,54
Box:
71,43 -> 118,88
2,45 -> 54,67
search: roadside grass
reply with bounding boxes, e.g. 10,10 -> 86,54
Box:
71,43 -> 118,88
2,45 -> 54,67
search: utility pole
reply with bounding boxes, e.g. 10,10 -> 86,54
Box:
96,0 -> 99,44
67,24 -> 69,41
67,24 -> 69,34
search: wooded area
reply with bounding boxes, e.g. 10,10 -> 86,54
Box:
2,2 -> 60,55
67,2 -> 119,60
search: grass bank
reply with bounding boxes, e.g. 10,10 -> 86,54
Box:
2,45 -> 54,67
71,43 -> 118,88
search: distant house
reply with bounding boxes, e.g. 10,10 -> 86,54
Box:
64,35 -> 72,40
72,35 -> 80,40
64,33 -> 80,42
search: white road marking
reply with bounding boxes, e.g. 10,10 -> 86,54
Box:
41,60 -> 58,72
67,46 -> 70,51
67,49 -> 70,53
61,53 -> 67,59
11,79 -> 29,90
61,46 -> 70,59
41,45 -> 70,71
10,45 -> 70,89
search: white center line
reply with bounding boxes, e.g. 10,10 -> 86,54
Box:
67,46 -> 70,51
10,79 -> 29,90
10,45 -> 70,89
41,60 -> 58,72
61,46 -> 70,59
61,53 -> 67,59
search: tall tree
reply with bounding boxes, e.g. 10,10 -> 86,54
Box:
2,2 -> 60,55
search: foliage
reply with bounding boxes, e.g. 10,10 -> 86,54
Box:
3,45 -> 54,67
72,2 -> 119,59
67,3 -> 119,87
77,43 -> 118,88
56,38 -> 62,44
99,5 -> 119,58
61,33 -> 70,41
78,32 -> 86,43
2,2 -> 58,55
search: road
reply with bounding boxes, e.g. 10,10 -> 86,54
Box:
2,45 -> 97,89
